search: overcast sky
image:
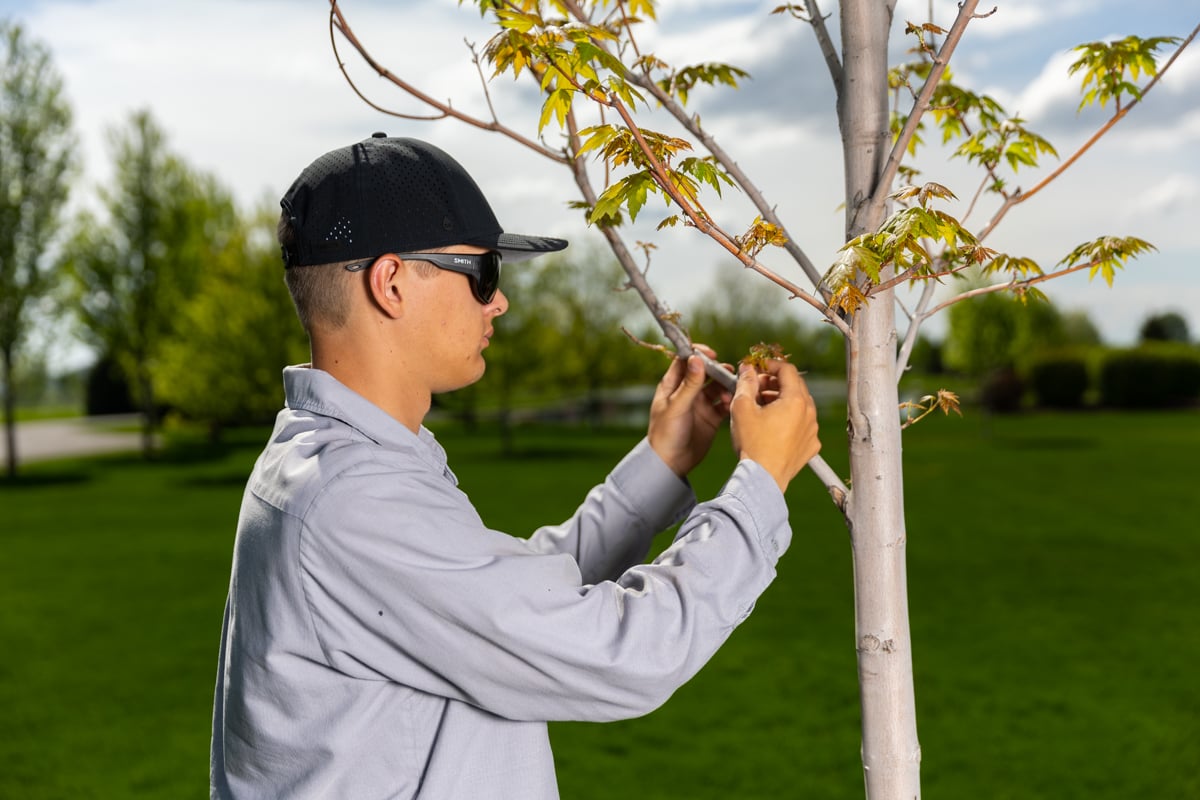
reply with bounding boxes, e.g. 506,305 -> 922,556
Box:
9,0 -> 1200,367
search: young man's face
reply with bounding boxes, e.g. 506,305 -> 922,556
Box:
404,245 -> 508,395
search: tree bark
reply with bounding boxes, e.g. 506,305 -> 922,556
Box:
840,1 -> 922,797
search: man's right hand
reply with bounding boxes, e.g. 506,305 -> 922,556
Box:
730,360 -> 821,493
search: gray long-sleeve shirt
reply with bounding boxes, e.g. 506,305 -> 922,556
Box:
210,366 -> 792,799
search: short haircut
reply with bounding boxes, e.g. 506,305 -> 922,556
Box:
279,211 -> 443,334
279,211 -> 359,332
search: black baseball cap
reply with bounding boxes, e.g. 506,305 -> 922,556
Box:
280,133 -> 568,268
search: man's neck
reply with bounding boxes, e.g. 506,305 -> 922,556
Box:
311,340 -> 430,434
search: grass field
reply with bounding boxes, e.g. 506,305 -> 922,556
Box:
1,410 -> 1197,798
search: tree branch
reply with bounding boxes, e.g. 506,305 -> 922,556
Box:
803,0 -> 844,91
864,0 -> 982,230
563,1 -> 829,294
975,21 -> 1199,242
563,110 -> 849,509
601,92 -> 853,336
328,0 -> 569,165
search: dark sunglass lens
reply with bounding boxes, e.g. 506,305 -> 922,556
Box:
475,253 -> 501,303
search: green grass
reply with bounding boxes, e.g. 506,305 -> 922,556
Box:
1,412 -> 1197,798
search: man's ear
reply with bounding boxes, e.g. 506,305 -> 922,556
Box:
366,254 -> 406,320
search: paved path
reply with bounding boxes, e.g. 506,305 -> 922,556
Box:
1,416 -> 145,464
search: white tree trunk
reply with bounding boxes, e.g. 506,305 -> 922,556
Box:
839,1 -> 922,797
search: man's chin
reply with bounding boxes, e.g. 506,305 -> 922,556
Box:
434,363 -> 487,396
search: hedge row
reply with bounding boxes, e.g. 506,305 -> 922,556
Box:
1024,343 -> 1200,409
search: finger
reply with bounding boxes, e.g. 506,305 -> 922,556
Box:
700,378 -> 730,408
692,343 -> 717,361
770,361 -> 805,396
732,362 -> 760,409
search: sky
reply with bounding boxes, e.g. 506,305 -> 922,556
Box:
7,0 -> 1200,369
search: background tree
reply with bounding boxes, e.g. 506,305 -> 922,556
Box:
944,292 -> 1068,379
0,20 -> 75,478
64,110 -> 235,457
152,203 -> 308,438
525,248 -> 654,419
457,248 -> 659,450
686,270 -> 807,369
1138,310 -> 1190,343
329,2 -> 1196,796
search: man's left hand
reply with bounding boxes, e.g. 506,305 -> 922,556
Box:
647,345 -> 732,478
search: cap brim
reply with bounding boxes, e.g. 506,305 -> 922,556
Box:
494,233 -> 569,263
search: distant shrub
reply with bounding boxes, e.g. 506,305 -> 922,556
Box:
980,366 -> 1025,413
1099,344 -> 1200,408
1027,352 -> 1090,409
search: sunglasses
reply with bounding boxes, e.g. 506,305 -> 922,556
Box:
346,251 -> 503,304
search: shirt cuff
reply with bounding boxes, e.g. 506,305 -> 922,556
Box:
609,438 -> 696,532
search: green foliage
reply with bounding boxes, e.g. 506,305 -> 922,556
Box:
1058,235 -> 1156,287
955,117 -> 1058,174
824,183 -> 990,312
152,206 -> 308,429
1061,310 -> 1103,346
943,289 -> 1069,377
473,0 -> 745,232
1099,343 -> 1200,409
578,126 -> 732,226
657,62 -> 751,106
890,60 -> 1042,184
1069,35 -> 1181,112
63,111 -> 237,450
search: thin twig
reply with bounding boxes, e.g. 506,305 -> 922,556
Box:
918,258 -> 1097,319
328,0 -> 569,164
894,278 -> 937,381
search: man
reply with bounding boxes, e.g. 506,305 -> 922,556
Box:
210,133 -> 820,799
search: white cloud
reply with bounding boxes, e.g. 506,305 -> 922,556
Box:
1129,173 -> 1200,220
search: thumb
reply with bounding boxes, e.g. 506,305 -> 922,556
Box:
671,355 -> 707,403
734,362 -> 758,401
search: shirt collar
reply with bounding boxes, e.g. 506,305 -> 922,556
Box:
282,365 -> 450,475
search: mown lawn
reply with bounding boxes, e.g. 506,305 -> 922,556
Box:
1,410 -> 1196,798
